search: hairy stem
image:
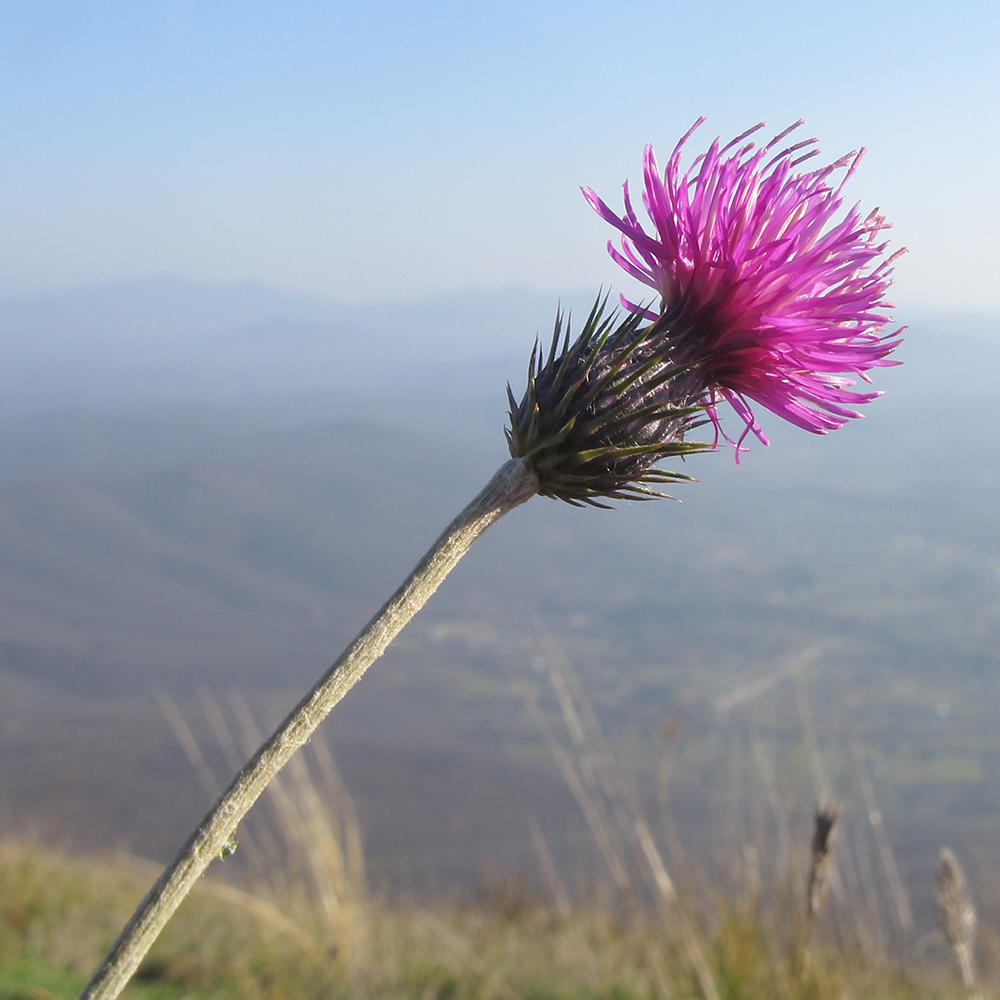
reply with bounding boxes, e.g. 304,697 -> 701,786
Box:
78,457 -> 539,1000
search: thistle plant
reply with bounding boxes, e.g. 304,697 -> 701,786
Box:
78,120 -> 903,1000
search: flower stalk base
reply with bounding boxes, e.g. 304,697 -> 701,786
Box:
77,457 -> 539,1000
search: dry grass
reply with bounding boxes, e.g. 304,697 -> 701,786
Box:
0,835 -> 971,1000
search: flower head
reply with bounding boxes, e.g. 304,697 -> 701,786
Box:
582,119 -> 904,456
507,119 -> 903,504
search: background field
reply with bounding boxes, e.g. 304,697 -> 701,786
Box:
0,281 -> 997,937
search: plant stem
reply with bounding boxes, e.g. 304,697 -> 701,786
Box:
77,457 -> 539,1000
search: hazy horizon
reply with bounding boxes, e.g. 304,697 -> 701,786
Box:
2,2 -> 997,314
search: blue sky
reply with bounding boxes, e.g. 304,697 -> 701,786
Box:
0,0 -> 997,312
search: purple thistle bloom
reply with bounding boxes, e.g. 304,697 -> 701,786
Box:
582,119 -> 904,457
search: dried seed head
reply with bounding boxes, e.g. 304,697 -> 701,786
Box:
936,846 -> 979,993
807,805 -> 838,918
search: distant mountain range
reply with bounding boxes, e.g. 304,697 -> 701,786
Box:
0,278 -> 571,435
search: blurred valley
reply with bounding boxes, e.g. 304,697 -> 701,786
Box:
0,278 -> 997,923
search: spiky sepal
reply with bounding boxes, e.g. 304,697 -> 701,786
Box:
506,296 -> 713,507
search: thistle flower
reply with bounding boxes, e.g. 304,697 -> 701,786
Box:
81,121 -> 906,1000
581,119 -> 904,458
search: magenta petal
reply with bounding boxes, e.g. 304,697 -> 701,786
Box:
584,120 -> 904,457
